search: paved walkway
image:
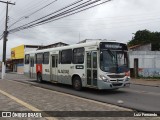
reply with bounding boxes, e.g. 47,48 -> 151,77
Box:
0,79 -> 132,120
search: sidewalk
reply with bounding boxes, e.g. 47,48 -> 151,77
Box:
131,78 -> 160,87
0,78 -> 131,120
0,72 -> 34,80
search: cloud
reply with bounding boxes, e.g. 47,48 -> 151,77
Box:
0,0 -> 160,60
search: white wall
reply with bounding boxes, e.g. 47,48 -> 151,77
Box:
129,51 -> 160,77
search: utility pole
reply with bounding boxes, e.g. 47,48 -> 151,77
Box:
0,1 -> 15,79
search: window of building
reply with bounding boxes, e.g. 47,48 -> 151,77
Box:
73,48 -> 84,64
25,54 -> 30,64
61,49 -> 72,64
43,52 -> 49,64
36,53 -> 43,64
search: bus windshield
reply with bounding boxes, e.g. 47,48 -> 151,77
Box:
100,50 -> 129,73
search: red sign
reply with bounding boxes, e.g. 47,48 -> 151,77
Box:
36,64 -> 42,73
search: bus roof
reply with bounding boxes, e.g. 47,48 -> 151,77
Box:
25,40 -> 126,54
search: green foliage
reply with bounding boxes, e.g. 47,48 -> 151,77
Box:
128,29 -> 160,47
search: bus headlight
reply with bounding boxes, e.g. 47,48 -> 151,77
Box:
125,76 -> 130,81
100,75 -> 109,82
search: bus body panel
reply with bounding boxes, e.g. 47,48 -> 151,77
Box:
42,64 -> 50,81
24,41 -> 130,90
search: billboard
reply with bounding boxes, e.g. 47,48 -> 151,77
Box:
11,45 -> 25,60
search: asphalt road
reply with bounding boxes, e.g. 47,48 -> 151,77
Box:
12,79 -> 160,113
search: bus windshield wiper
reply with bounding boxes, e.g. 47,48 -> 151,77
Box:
107,49 -> 115,58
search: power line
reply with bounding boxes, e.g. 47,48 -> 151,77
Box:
0,6 -> 6,21
0,33 -> 4,40
8,0 -> 58,29
9,0 -> 112,34
12,0 -> 49,17
9,0 -> 85,32
27,0 -> 57,17
6,0 -> 54,27
8,0 -> 18,12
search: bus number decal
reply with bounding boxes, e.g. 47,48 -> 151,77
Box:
76,65 -> 84,69
58,70 -> 69,74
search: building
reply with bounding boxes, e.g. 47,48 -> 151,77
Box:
37,42 -> 68,50
11,45 -> 42,74
129,43 -> 160,51
129,43 -> 151,51
129,43 -> 160,78
11,42 -> 68,74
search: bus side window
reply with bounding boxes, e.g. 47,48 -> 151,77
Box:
87,53 -> 91,68
73,47 -> 84,64
93,52 -> 97,68
59,51 -> 61,64
43,52 -> 49,64
61,49 -> 72,64
30,58 -> 34,67
25,54 -> 30,64
35,54 -> 36,64
36,53 -> 43,64
52,56 -> 55,67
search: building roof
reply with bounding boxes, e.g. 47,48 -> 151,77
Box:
129,44 -> 142,49
129,43 -> 151,49
37,42 -> 68,50
25,45 -> 43,48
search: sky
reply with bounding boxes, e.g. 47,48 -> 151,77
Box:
0,0 -> 160,60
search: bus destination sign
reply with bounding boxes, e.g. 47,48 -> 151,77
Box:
105,44 -> 122,49
100,42 -> 128,50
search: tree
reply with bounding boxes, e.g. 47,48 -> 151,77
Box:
128,30 -> 152,46
128,30 -> 160,50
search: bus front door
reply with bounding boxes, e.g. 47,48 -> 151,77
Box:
30,57 -> 34,78
86,51 -> 97,87
51,55 -> 58,82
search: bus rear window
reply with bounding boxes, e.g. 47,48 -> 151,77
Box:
25,54 -> 30,64
36,53 -> 43,64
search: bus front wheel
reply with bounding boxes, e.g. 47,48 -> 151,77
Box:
73,77 -> 82,91
37,73 -> 42,83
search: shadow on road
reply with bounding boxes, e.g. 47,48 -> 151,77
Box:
26,80 -> 127,95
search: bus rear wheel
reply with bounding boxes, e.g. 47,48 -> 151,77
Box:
73,77 -> 82,91
37,73 -> 42,83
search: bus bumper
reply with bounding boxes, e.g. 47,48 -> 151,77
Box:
97,80 -> 130,90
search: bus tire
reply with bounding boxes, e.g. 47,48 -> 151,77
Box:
37,73 -> 42,83
73,76 -> 82,91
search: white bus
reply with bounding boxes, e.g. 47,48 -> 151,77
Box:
24,40 -> 130,90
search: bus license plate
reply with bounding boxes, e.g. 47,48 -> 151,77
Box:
125,83 -> 130,87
